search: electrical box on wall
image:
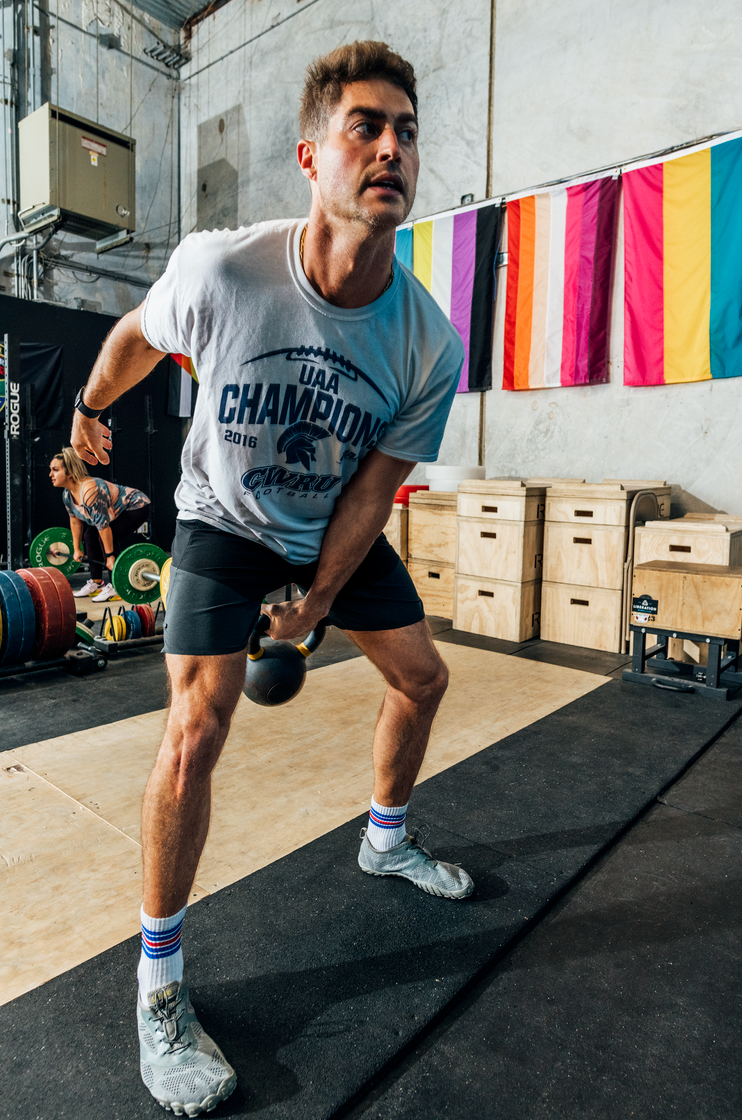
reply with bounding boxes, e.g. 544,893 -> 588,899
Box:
18,103 -> 136,253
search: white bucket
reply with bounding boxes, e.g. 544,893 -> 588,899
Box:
425,464 -> 485,492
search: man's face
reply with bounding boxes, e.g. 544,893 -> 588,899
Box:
307,79 -> 419,231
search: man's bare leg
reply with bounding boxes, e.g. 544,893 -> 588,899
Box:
348,619 -> 472,897
136,651 -> 244,1112
141,649 -> 247,917
346,618 -> 449,805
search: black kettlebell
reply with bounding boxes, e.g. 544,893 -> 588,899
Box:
244,613 -> 327,707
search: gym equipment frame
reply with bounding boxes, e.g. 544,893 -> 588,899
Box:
623,624 -> 742,701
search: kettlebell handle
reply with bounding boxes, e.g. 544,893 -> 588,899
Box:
247,613 -> 327,661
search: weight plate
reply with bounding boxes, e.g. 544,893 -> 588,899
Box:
29,527 -> 81,577
17,568 -> 64,659
0,571 -> 36,666
75,622 -> 96,645
160,557 -> 172,610
42,567 -> 77,655
136,603 -> 156,637
110,614 -> 126,642
112,543 -> 168,604
124,609 -> 142,639
103,613 -> 127,642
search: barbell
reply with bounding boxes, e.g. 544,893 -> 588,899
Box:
244,613 -> 327,706
29,528 -> 171,607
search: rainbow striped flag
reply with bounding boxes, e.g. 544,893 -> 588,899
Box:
503,177 -> 619,390
395,204 -> 503,392
623,135 -> 742,386
172,353 -> 198,383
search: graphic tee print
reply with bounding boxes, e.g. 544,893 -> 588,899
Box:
141,220 -> 464,564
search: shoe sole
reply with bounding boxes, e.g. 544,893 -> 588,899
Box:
360,866 -> 474,899
156,1072 -> 237,1116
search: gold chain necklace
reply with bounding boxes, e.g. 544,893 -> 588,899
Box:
300,224 -> 394,294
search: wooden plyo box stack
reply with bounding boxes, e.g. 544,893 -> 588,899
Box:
453,480 -> 547,642
634,517 -> 742,663
383,503 -> 409,565
407,490 -> 458,617
541,480 -> 671,653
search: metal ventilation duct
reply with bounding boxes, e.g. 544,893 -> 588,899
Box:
132,0 -> 227,30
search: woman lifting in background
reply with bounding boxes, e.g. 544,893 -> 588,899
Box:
49,447 -> 151,602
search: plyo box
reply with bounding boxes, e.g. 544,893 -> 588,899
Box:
383,503 -> 408,565
453,480 -> 548,641
635,519 -> 742,568
632,560 -> 742,641
541,480 -> 672,653
408,490 -> 458,617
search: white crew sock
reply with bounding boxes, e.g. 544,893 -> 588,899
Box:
366,797 -> 408,851
137,904 -> 187,1001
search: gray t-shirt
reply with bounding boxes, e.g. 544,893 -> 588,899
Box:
142,219 -> 464,563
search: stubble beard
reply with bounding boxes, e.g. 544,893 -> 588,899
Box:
318,173 -> 414,236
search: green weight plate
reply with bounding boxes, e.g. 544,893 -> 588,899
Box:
75,622 -> 96,645
111,543 -> 168,605
29,527 -> 80,577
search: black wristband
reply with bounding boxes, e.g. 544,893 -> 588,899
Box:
104,551 -> 116,557
74,386 -> 103,420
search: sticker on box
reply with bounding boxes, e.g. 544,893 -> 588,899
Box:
81,136 -> 107,156
632,594 -> 658,624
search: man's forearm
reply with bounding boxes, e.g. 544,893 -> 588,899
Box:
303,489 -> 394,614
72,304 -> 166,466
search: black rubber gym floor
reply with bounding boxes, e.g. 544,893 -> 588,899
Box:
3,659 -> 740,1119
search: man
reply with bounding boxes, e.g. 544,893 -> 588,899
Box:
71,40 -> 472,1116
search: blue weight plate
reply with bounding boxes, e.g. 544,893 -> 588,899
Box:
0,573 -> 22,665
0,571 -> 36,666
123,609 -> 141,639
10,571 -> 36,662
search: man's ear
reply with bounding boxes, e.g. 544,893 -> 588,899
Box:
297,139 -> 317,182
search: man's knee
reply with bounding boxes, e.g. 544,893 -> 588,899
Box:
399,652 -> 449,710
157,700 -> 233,791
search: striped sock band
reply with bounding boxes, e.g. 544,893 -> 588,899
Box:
367,797 -> 408,852
137,904 -> 187,1001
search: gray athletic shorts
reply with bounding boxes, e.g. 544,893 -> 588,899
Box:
162,518 -> 425,656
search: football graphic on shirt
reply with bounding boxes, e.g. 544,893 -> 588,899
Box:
277,421 -> 330,470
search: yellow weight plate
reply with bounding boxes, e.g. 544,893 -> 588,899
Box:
103,614 -> 127,642
160,557 -> 172,610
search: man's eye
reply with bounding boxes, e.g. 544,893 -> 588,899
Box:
400,129 -> 416,142
355,121 -> 375,135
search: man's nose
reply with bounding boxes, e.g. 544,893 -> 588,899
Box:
377,123 -> 401,161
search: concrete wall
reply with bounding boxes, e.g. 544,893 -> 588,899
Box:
179,0 -> 492,233
178,0 -> 742,514
0,0 -> 179,317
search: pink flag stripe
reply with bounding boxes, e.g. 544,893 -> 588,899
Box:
623,164 -> 665,386
450,210 -> 478,393
560,186 -> 584,384
573,181 -> 601,385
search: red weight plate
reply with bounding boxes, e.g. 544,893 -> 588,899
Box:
136,603 -> 156,637
42,567 -> 77,654
17,568 -> 62,659
16,568 -> 65,659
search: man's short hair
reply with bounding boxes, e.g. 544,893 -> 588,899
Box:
299,40 -> 417,143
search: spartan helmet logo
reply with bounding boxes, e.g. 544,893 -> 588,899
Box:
277,421 -> 330,470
